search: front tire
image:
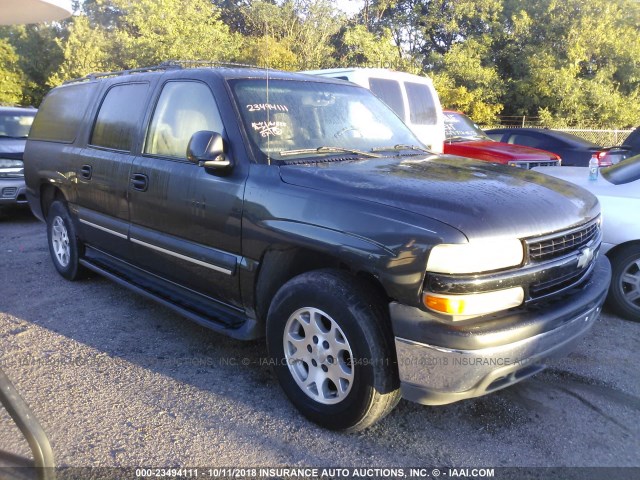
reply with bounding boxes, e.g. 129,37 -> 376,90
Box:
46,200 -> 85,280
607,245 -> 640,322
266,270 -> 400,431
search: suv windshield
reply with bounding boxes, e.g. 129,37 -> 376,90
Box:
231,79 -> 421,162
444,111 -> 489,142
0,111 -> 35,138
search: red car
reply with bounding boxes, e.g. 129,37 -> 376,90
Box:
444,111 -> 561,169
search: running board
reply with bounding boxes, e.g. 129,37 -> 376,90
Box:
79,259 -> 262,340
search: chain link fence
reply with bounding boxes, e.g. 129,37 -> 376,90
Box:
553,129 -> 633,146
483,124 -> 635,146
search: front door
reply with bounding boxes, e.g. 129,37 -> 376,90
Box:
127,80 -> 247,311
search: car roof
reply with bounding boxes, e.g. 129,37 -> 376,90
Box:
486,128 -> 598,147
63,64 -> 351,87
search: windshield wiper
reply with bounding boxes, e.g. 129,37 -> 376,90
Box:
371,144 -> 431,154
279,146 -> 380,158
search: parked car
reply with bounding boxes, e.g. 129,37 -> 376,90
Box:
25,63 -> 611,431
0,106 -> 36,207
486,128 -> 628,167
305,68 -> 445,153
620,126 -> 639,158
443,111 -> 561,169
534,155 -> 640,321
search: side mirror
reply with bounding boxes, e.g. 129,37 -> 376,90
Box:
187,131 -> 232,171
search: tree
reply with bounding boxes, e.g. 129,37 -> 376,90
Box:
108,0 -> 239,68
0,39 -> 24,105
48,15 -> 113,86
238,0 -> 345,70
333,24 -> 412,70
432,38 -> 504,123
496,0 -> 640,126
369,0 -> 502,60
0,25 -> 63,105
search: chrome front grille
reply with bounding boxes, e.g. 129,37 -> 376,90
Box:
511,160 -> 560,169
526,219 -> 600,263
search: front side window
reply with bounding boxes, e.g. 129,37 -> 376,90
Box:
231,79 -> 420,163
405,82 -> 437,125
145,81 -> 224,159
91,83 -> 149,151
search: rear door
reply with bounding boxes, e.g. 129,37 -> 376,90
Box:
75,82 -> 152,258
127,79 -> 248,311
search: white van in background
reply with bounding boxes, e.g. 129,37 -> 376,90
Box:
305,68 -> 445,153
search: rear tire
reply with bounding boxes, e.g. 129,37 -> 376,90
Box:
266,270 -> 400,431
46,200 -> 85,280
606,244 -> 640,322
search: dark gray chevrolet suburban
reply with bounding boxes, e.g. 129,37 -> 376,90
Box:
24,63 -> 611,431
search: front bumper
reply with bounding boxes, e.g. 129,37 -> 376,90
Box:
0,179 -> 28,205
390,255 -> 611,405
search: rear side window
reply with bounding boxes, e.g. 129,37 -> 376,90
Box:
29,83 -> 95,143
91,83 -> 149,152
405,81 -> 437,125
368,78 -> 405,120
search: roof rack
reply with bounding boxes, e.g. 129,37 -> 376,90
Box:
62,60 -> 262,85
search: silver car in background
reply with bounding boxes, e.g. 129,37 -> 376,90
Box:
535,155 -> 640,321
0,107 -> 37,207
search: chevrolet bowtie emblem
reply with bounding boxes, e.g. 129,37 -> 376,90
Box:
576,246 -> 594,269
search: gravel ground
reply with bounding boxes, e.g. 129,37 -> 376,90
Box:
1,207 -> 639,475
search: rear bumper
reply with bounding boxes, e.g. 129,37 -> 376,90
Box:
390,255 -> 611,405
0,179 -> 28,205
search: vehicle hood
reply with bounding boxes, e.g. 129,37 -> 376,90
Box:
0,138 -> 27,159
279,155 -> 599,241
444,140 -> 558,162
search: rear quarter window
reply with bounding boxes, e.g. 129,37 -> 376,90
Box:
404,81 -> 437,125
29,83 -> 96,143
368,78 -> 405,120
91,83 -> 149,151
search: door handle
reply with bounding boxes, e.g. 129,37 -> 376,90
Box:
130,173 -> 149,192
80,165 -> 92,180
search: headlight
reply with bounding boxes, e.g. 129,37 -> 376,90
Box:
426,238 -> 524,274
0,159 -> 24,178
